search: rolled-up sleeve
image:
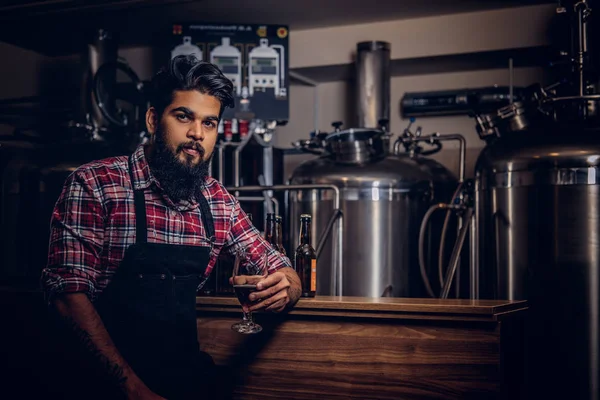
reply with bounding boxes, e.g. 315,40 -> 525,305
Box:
224,198 -> 293,274
40,169 -> 105,302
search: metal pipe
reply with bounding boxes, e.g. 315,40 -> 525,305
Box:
438,182 -> 464,288
233,130 -> 255,195
401,132 -> 467,298
470,197 -> 479,299
393,139 -> 401,155
313,86 -> 319,134
356,41 -> 391,128
336,200 -> 343,296
455,214 -> 463,298
402,133 -> 466,182
403,132 -> 467,298
576,1 -> 587,97
442,134 -> 466,183
257,175 -> 274,215
262,145 -> 274,212
236,196 -> 279,216
546,94 -> 600,102
226,184 -> 343,284
271,197 -> 279,218
226,184 -> 341,210
216,140 -> 244,184
217,145 -> 225,182
316,209 -> 343,258
440,207 -> 473,299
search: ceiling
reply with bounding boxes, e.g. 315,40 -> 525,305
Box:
0,0 -> 555,57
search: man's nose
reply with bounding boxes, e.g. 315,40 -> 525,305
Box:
187,121 -> 204,140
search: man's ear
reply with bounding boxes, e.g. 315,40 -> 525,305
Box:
146,107 -> 158,139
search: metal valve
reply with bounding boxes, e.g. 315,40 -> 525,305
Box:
331,121 -> 343,131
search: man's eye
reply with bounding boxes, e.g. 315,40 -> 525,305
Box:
203,121 -> 216,128
176,114 -> 190,121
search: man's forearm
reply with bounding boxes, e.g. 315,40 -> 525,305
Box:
53,293 -> 142,395
278,266 -> 302,308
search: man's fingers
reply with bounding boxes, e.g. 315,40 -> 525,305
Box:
255,272 -> 284,290
249,291 -> 287,312
250,278 -> 289,302
244,276 -> 265,285
265,297 -> 288,312
235,271 -> 293,313
232,275 -> 268,286
248,289 -> 289,312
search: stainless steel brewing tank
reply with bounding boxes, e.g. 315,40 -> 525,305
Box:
475,126 -> 600,400
475,128 -> 600,301
288,128 -> 455,297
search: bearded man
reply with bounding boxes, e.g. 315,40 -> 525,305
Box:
41,55 -> 301,400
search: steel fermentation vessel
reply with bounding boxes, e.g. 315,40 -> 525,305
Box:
471,2 -> 600,397
289,128 -> 455,297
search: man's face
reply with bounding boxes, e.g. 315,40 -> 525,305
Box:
145,90 -> 221,202
147,90 -> 221,165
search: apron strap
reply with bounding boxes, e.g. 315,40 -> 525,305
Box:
197,190 -> 215,241
128,155 -> 148,244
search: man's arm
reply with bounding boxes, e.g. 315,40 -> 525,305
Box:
42,170 -> 164,399
52,293 -> 164,399
223,196 -> 302,313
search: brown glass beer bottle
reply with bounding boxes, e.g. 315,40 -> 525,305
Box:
273,215 -> 287,256
264,213 -> 275,244
294,214 -> 317,297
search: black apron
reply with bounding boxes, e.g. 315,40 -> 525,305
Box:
96,155 -> 217,399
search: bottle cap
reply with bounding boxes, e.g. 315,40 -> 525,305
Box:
300,214 -> 311,219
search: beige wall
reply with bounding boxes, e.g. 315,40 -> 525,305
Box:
288,4 -> 555,68
276,66 -> 545,180
273,3 -> 555,178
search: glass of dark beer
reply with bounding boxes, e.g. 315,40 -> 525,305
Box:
231,249 -> 268,334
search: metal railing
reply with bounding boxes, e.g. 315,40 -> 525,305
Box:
226,184 -> 344,293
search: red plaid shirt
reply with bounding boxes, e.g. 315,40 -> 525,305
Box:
41,144 -> 292,302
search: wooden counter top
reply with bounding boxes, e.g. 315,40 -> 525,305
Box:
196,295 -> 527,322
0,284 -> 529,399
196,295 -> 528,399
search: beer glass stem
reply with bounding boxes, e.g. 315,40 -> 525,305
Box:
243,310 -> 253,324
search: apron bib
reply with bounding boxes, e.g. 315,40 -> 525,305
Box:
96,155 -> 216,399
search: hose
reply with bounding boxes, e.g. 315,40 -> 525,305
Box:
419,140 -> 443,156
440,208 -> 473,299
419,203 -> 449,298
438,182 -> 464,288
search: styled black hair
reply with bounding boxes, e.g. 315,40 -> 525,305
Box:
149,54 -> 235,119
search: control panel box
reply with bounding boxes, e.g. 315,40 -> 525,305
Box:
170,23 -> 290,122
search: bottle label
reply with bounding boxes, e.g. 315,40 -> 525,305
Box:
310,258 -> 317,292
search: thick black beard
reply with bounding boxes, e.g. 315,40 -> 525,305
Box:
148,128 -> 212,203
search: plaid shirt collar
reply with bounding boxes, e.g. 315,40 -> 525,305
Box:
130,144 -> 200,212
